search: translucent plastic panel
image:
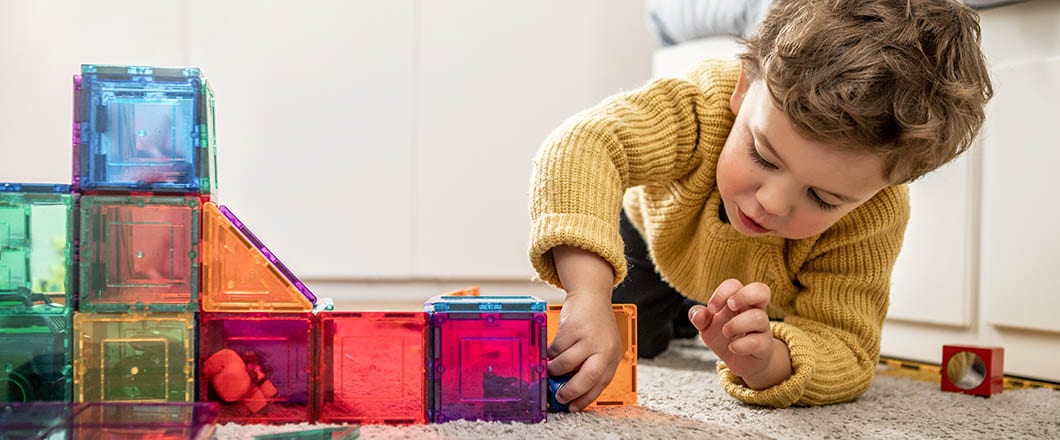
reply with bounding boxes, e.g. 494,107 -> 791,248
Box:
72,402 -> 219,439
0,402 -> 218,440
317,312 -> 427,424
201,203 -> 313,312
424,295 -> 546,313
0,313 -> 72,402
547,304 -> 638,408
430,311 -> 547,423
79,195 -> 200,312
73,313 -> 195,403
0,186 -> 76,314
199,313 -> 312,424
76,64 -> 216,194
0,401 -> 75,438
0,249 -> 28,294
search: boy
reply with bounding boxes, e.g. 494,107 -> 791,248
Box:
529,0 -> 992,410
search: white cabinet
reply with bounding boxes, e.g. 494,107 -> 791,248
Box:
977,3 -> 1060,336
889,154 -> 977,327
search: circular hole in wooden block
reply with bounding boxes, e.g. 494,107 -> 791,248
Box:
946,351 -> 986,390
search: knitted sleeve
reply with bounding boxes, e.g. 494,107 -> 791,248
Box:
718,185 -> 911,407
528,61 -> 738,289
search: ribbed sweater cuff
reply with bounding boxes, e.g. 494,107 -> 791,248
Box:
528,213 -> 627,289
717,322 -> 816,408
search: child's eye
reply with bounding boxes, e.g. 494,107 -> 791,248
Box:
809,189 -> 840,211
748,143 -> 777,170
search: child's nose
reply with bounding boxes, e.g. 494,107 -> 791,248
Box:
756,182 -> 792,217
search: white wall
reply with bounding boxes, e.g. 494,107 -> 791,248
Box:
0,0 -> 656,303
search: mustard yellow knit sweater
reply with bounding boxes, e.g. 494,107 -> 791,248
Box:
528,60 -> 910,408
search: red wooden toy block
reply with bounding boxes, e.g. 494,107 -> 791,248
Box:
941,344 -> 1004,397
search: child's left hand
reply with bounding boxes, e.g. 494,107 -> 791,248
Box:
689,278 -> 791,389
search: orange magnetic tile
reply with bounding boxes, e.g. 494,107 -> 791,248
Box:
546,303 -> 637,408
441,286 -> 480,297
200,202 -> 312,312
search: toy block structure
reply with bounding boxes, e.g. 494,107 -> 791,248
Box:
425,295 -> 548,423
78,194 -> 201,312
199,313 -> 313,424
201,202 -> 315,312
2,60 -> 660,429
942,344 -> 1004,397
0,401 -> 218,439
72,312 -> 195,402
316,311 -> 428,424
546,304 -> 638,409
74,64 -> 217,195
0,184 -> 77,315
0,313 -> 72,402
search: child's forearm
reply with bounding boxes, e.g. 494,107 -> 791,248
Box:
552,245 -> 614,298
742,338 -> 794,390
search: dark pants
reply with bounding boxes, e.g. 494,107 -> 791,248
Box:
613,212 -> 700,358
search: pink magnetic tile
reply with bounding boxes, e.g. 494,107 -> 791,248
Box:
316,312 -> 427,424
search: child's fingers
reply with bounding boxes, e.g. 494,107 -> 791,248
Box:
688,305 -> 712,331
697,302 -> 738,351
558,354 -> 613,410
567,380 -> 609,413
546,329 -> 576,359
707,279 -> 744,314
726,282 -> 771,312
547,344 -> 586,377
709,299 -> 738,326
721,308 -> 770,341
728,331 -> 774,358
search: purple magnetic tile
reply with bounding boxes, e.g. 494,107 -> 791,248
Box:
217,205 -> 316,304
0,401 -> 76,436
430,311 -> 547,423
73,402 -> 218,437
199,313 -> 312,424
0,402 -> 218,440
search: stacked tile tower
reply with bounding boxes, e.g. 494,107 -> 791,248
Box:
0,63 -> 638,430
71,64 -> 213,406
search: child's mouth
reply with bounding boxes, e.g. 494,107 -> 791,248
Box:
738,208 -> 769,233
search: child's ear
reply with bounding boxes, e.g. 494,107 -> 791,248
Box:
730,64 -> 750,115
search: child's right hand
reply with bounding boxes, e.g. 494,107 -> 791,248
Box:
547,246 -> 622,412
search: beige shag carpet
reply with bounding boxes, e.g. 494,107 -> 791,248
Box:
213,339 -> 1060,439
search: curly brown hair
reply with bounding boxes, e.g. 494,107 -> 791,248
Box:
739,0 -> 993,183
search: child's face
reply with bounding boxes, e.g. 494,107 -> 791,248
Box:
717,77 -> 890,240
